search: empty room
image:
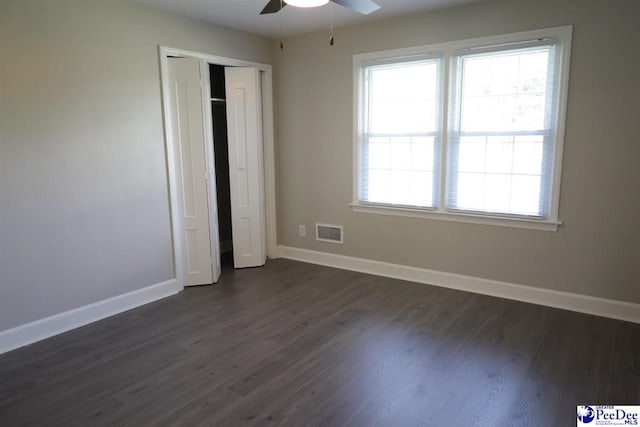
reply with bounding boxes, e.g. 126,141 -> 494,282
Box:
1,0 -> 639,425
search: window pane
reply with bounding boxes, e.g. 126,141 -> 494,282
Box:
513,136 -> 544,175
411,137 -> 435,172
511,175 -> 542,215
485,137 -> 513,174
456,172 -> 485,210
368,61 -> 438,134
457,137 -> 486,173
389,137 -> 411,170
360,58 -> 440,208
410,171 -> 434,207
367,169 -> 391,203
451,135 -> 544,216
460,48 -> 550,133
449,45 -> 555,217
362,136 -> 436,208
368,137 -> 390,170
484,174 -> 512,212
389,171 -> 412,204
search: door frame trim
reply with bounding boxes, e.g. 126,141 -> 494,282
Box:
158,45 -> 277,288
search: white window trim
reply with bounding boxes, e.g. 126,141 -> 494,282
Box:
352,26 -> 572,232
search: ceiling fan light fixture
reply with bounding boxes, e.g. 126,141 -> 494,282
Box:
284,0 -> 330,8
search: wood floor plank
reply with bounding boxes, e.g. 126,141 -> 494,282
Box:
1,258 -> 639,427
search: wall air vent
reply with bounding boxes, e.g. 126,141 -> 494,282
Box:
315,223 -> 343,244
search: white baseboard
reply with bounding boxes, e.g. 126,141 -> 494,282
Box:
0,279 -> 181,354
277,245 -> 640,324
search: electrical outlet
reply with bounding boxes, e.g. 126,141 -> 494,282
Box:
298,224 -> 306,237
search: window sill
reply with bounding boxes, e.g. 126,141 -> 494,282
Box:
350,203 -> 561,231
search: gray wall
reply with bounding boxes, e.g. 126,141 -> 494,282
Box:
0,0 -> 272,331
274,0 -> 640,304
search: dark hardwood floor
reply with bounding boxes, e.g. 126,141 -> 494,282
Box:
1,258 -> 639,426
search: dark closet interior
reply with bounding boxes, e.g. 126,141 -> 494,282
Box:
209,64 -> 233,263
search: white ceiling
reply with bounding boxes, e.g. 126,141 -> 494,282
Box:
136,0 -> 486,38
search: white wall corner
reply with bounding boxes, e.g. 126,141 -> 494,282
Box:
0,279 -> 181,355
277,245 -> 640,324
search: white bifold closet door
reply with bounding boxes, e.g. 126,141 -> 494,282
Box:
167,57 -> 218,285
225,67 -> 267,269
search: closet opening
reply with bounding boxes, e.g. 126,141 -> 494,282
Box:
209,64 -> 234,271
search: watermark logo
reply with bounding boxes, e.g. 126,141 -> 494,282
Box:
577,406 -> 640,426
577,406 -> 595,424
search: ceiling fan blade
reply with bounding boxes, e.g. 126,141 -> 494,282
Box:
260,0 -> 286,15
331,0 -> 380,15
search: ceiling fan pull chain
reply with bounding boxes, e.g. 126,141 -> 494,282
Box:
329,1 -> 335,46
280,0 -> 285,50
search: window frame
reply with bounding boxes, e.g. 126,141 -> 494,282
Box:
352,26 -> 572,231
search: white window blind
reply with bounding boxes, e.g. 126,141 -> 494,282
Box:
359,58 -> 441,208
447,43 -> 559,218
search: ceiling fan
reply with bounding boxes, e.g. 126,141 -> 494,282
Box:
260,0 -> 380,15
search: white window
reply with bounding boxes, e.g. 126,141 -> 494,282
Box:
353,27 -> 572,231
360,57 -> 441,208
